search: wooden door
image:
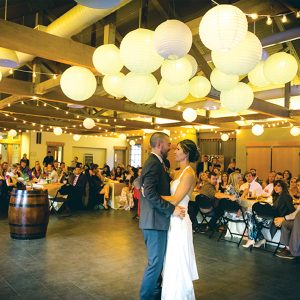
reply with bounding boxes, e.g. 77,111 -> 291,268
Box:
246,147 -> 271,181
114,149 -> 126,167
272,147 -> 300,177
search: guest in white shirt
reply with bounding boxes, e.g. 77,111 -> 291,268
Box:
46,164 -> 58,183
264,172 -> 284,196
240,171 -> 263,197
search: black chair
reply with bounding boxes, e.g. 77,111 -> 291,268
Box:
217,200 -> 248,247
49,184 -> 71,216
195,194 -> 219,238
252,201 -> 280,254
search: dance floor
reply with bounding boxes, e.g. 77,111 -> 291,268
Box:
0,209 -> 299,299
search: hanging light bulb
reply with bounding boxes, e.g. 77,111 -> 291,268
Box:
296,11 -> 300,18
281,15 -> 287,23
250,13 -> 258,20
266,16 -> 272,25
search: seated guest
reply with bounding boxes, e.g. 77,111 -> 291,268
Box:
71,156 -> 79,168
119,180 -> 134,210
195,172 -> 208,192
68,164 -> 87,211
264,172 -> 284,196
239,171 -> 263,197
20,159 -> 32,180
102,164 -> 111,178
20,153 -> 30,167
218,172 -> 229,193
46,164 -> 58,183
111,166 -> 123,181
211,157 -> 222,172
274,205 -> 300,259
262,171 -> 276,189
283,169 -> 292,187
5,164 -> 18,193
226,158 -> 236,175
0,165 -> 9,214
289,177 -> 299,199
196,154 -> 212,177
31,161 -> 43,181
53,160 -> 59,171
243,180 -> 295,249
58,162 -> 68,183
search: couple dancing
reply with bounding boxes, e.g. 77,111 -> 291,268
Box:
139,132 -> 199,300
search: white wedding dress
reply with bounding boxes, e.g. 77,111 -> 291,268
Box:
161,166 -> 199,300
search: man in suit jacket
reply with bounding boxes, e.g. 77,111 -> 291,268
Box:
68,164 -> 87,210
139,132 -> 185,300
196,154 -> 212,177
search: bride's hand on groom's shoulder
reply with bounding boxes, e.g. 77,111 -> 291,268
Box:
173,206 -> 185,219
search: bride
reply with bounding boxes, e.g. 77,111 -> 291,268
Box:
161,139 -> 199,300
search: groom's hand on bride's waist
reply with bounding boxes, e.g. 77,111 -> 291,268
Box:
173,206 -> 185,219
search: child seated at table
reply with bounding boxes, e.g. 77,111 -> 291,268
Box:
118,180 -> 134,210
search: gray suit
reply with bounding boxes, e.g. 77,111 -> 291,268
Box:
139,153 -> 175,300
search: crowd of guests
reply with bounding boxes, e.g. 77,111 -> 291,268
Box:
191,156 -> 300,260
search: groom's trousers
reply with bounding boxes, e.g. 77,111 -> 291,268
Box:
140,229 -> 168,300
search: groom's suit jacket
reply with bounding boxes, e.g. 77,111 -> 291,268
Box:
139,153 -> 175,230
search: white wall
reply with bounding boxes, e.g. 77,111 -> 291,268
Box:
28,131 -> 127,168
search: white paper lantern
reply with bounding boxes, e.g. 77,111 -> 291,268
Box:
120,28 -> 164,74
8,129 -> 17,137
252,124 -> 264,136
263,52 -> 298,84
220,82 -> 254,112
210,68 -> 238,91
290,126 -> 300,137
93,44 -> 123,75
189,76 -> 211,98
123,72 -> 158,104
102,72 -> 125,98
129,140 -> 136,146
53,127 -> 63,136
119,133 -> 127,140
75,0 -> 121,9
154,20 -> 192,60
186,54 -> 198,78
221,133 -> 229,141
161,57 -> 193,85
156,92 -> 177,108
73,134 -> 81,141
83,118 -> 95,129
212,31 -> 262,75
248,61 -> 270,87
199,4 -> 248,51
60,66 -> 97,101
160,79 -> 190,103
182,108 -> 197,122
0,47 -> 19,68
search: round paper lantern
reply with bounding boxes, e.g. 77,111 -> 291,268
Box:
8,129 -> 17,137
60,66 -> 97,101
252,124 -> 264,136
189,76 -> 211,98
83,118 -> 95,129
182,108 -> 197,122
263,52 -> 298,84
220,83 -> 254,112
161,57 -> 192,85
210,68 -> 238,91
248,61 -> 270,87
156,92 -> 177,108
160,79 -> 190,103
186,54 -> 198,78
0,47 -> 19,68
262,49 -> 269,61
119,133 -> 127,140
129,140 -> 136,146
221,133 -> 229,141
73,134 -> 81,141
154,20 -> 192,60
199,4 -> 248,51
0,71 -> 2,82
290,126 -> 300,136
212,31 -> 262,75
120,28 -> 164,74
92,44 -> 123,75
53,127 -> 62,136
123,72 -> 158,103
75,0 -> 121,9
102,72 -> 125,98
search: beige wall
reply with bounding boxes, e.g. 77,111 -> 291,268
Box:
236,127 -> 300,173
27,131 -> 127,168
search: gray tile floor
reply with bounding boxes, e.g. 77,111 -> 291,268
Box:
0,210 -> 299,300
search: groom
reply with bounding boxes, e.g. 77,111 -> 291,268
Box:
139,132 -> 185,300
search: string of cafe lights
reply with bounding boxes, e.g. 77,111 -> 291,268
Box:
210,0 -> 300,25
3,66 -> 58,80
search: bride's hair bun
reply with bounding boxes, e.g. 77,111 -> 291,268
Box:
178,139 -> 200,163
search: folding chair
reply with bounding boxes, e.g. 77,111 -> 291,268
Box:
218,200 -> 248,247
195,194 -> 220,238
252,201 -> 280,255
49,184 -> 71,216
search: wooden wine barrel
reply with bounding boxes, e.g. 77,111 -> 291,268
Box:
8,189 -> 49,240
